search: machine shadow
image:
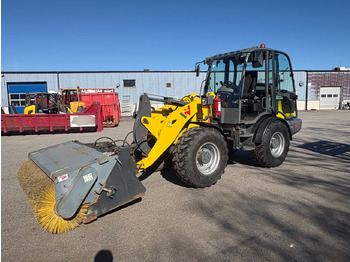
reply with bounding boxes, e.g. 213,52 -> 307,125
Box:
138,165 -> 190,188
160,167 -> 191,188
85,198 -> 142,224
228,149 -> 258,167
298,140 -> 350,161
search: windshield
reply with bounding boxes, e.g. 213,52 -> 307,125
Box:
207,60 -> 236,93
205,55 -> 268,95
206,58 -> 244,93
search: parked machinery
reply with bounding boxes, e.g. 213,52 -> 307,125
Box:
17,45 -> 301,233
24,92 -> 62,114
60,87 -> 86,113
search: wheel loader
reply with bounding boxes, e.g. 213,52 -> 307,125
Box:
17,44 -> 302,233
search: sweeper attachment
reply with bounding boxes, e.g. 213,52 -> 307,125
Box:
17,45 -> 302,234
17,141 -> 146,233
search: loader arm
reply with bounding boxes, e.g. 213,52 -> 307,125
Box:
136,97 -> 201,171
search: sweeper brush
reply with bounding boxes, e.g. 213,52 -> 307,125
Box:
17,160 -> 89,233
35,186 -> 89,234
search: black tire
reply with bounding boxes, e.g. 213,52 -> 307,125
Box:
172,127 -> 228,188
252,120 -> 290,167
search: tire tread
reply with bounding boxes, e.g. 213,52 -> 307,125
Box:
173,127 -> 228,188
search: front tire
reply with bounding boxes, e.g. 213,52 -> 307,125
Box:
172,127 -> 228,188
253,120 -> 290,167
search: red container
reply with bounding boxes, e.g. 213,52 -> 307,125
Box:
1,102 -> 103,135
80,88 -> 121,127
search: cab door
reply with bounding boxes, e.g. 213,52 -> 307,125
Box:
273,52 -> 297,118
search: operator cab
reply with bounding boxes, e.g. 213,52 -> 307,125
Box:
203,45 -> 298,124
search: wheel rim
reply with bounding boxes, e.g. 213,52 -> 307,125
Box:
270,132 -> 285,158
196,142 -> 220,175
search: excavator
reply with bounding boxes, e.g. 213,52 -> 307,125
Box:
17,45 -> 302,233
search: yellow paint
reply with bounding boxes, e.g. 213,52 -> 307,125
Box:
69,101 -> 86,113
136,93 -> 212,171
276,100 -> 296,119
24,105 -> 36,114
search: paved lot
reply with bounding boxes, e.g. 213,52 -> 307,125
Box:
2,110 -> 350,261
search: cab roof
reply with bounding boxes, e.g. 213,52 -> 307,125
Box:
204,46 -> 283,65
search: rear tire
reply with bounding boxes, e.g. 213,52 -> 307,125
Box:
172,127 -> 228,188
253,120 -> 290,167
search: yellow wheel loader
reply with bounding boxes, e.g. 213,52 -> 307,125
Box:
17,45 -> 302,233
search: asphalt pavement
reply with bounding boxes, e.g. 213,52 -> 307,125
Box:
1,110 -> 350,261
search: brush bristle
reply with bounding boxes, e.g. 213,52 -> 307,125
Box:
35,186 -> 89,234
17,160 -> 88,234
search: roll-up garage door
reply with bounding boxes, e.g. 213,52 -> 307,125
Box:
320,87 -> 341,109
7,83 -> 47,113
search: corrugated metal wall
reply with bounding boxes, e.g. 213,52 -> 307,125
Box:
2,70 -> 349,111
59,71 -> 207,99
1,71 -> 206,109
0,71 -> 308,109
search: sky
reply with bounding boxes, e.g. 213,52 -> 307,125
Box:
1,0 -> 350,72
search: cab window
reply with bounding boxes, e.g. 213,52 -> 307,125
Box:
275,53 -> 294,93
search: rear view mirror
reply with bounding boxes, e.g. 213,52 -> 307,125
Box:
195,64 -> 200,77
252,50 -> 264,68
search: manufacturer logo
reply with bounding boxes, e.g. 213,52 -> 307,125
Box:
184,105 -> 191,116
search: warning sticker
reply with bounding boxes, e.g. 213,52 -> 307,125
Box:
83,173 -> 94,183
57,174 -> 69,183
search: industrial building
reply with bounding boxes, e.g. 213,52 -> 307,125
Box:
1,69 -> 350,115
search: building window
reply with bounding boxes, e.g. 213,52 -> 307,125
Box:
123,79 -> 136,88
321,94 -> 326,98
9,93 -> 26,106
166,83 -> 172,88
